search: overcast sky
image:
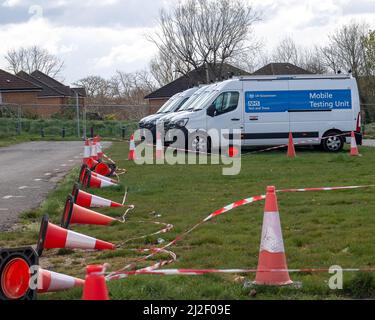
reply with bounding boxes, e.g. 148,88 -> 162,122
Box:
1,0 -> 375,84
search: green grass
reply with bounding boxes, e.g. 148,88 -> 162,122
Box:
365,122 -> 375,139
1,143 -> 375,300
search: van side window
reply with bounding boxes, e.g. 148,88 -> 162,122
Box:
212,92 -> 239,115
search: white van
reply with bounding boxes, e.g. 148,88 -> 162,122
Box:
166,74 -> 362,152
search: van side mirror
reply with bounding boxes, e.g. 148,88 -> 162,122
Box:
207,105 -> 216,117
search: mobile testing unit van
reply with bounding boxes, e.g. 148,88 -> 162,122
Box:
166,74 -> 362,153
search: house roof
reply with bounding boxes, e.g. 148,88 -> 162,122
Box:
30,70 -> 72,96
252,63 -> 313,76
0,69 -> 42,92
71,87 -> 87,98
17,71 -> 64,97
145,63 -> 250,99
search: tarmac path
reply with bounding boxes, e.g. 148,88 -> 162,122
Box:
0,141 -> 110,231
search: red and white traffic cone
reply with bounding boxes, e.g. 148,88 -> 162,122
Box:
287,132 -> 296,158
37,268 -> 84,294
128,134 -> 136,161
350,131 -> 360,156
94,162 -> 113,177
254,186 -> 293,286
156,132 -> 164,160
83,140 -> 98,169
82,265 -> 109,300
83,170 -> 118,189
95,136 -> 104,160
91,139 -> 99,161
91,171 -> 117,184
37,215 -> 115,256
61,196 -> 117,228
72,184 -> 123,209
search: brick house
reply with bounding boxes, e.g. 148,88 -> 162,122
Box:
0,69 -> 86,118
0,69 -> 41,105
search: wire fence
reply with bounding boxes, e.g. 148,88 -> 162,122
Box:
0,103 -> 159,140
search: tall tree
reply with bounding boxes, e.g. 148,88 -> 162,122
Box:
321,21 -> 368,78
149,0 -> 261,82
5,46 -> 64,78
272,37 -> 300,65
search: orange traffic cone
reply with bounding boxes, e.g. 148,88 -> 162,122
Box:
254,186 -> 293,286
37,268 -> 84,293
83,140 -> 98,169
91,170 -> 117,183
83,169 -> 118,189
228,146 -> 239,158
95,136 -> 104,160
156,132 -> 164,160
72,184 -> 123,209
37,215 -> 115,256
128,134 -> 136,161
287,132 -> 296,158
94,162 -> 115,177
61,195 -> 117,228
350,131 -> 360,156
82,265 -> 109,300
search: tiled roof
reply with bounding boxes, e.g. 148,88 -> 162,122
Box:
145,63 -> 250,99
252,63 -> 313,76
0,69 -> 42,92
31,70 -> 72,96
17,71 -> 64,97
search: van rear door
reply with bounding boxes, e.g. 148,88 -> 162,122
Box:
243,80 -> 290,146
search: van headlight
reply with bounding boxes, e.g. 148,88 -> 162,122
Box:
175,118 -> 189,128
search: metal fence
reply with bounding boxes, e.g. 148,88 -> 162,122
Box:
0,103 -> 157,139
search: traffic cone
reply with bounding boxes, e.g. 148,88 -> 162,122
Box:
83,169 -> 118,189
91,138 -> 99,161
37,215 -> 116,256
72,184 -> 123,209
228,146 -> 239,158
37,268 -> 84,293
254,186 -> 293,286
78,164 -> 89,184
61,195 -> 117,228
350,131 -> 360,156
82,265 -> 109,300
94,162 -> 115,177
0,247 -> 38,300
156,132 -> 164,160
91,171 -> 117,183
287,132 -> 296,158
95,136 -> 104,160
128,134 -> 136,161
83,140 -> 98,169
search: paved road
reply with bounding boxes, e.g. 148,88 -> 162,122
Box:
363,139 -> 375,147
0,141 -> 108,231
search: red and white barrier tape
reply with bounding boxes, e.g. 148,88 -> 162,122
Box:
277,184 -> 375,193
107,267 -> 375,279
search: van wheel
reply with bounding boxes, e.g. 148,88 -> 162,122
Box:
190,134 -> 211,154
322,131 -> 344,153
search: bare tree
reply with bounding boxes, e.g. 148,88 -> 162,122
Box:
5,46 -> 64,77
272,37 -> 300,65
300,46 -> 327,74
74,76 -> 111,104
149,0 -> 261,82
150,52 -> 179,87
320,21 -> 368,77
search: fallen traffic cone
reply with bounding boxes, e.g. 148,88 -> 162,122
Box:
79,164 -> 89,184
37,268 -> 84,293
72,184 -> 123,209
94,162 -> 116,177
91,171 -> 117,184
350,131 -> 360,156
83,169 -> 118,189
61,195 -> 117,228
156,132 -> 164,160
83,140 -> 98,169
0,247 -> 39,300
82,265 -> 109,300
287,132 -> 296,158
37,215 -> 115,256
128,134 -> 136,161
228,146 -> 239,158
254,186 -> 293,286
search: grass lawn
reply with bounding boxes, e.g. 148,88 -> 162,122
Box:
1,142 -> 375,300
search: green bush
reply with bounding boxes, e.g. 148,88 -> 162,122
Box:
344,273 -> 375,299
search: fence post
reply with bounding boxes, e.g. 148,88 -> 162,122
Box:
76,93 -> 80,138
122,126 -> 126,140
62,127 -> 66,139
90,126 -> 94,138
40,127 -> 45,138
